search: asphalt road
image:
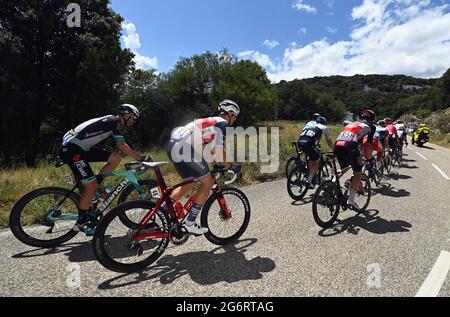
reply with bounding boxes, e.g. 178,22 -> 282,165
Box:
1,139 -> 450,297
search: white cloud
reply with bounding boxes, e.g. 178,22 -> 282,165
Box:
324,0 -> 335,8
292,0 -> 317,14
299,28 -> 308,34
121,21 -> 158,70
243,0 -> 450,82
326,26 -> 338,34
263,40 -> 280,49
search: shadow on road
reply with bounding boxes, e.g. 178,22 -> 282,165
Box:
12,241 -> 95,262
98,238 -> 275,290
372,183 -> 411,198
318,209 -> 412,237
385,172 -> 413,181
291,196 -> 313,206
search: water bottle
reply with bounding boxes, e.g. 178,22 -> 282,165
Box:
184,196 -> 196,214
175,202 -> 185,220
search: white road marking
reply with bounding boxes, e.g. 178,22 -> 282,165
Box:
415,152 -> 428,161
432,164 -> 450,181
416,251 -> 450,297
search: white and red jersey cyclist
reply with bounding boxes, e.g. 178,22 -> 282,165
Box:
335,121 -> 373,147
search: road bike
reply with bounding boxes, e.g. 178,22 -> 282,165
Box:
312,154 -> 372,229
93,162 -> 251,273
9,161 -> 158,248
287,143 -> 333,201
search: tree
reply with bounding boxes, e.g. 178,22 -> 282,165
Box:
0,0 -> 133,166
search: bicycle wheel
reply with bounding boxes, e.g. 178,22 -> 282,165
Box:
9,187 -> 80,248
201,187 -> 251,246
285,157 -> 297,178
318,160 -> 334,184
287,164 -> 309,201
117,179 -> 159,228
353,174 -> 371,214
374,161 -> 384,186
385,155 -> 392,175
93,200 -> 170,273
312,181 -> 342,228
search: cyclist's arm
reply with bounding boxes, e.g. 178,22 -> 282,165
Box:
213,146 -> 232,169
116,141 -> 143,161
323,127 -> 334,151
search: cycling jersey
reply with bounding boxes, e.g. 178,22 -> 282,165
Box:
335,122 -> 373,147
299,124 -> 331,144
386,124 -> 398,139
63,115 -> 124,151
170,117 -> 229,148
303,120 -> 317,130
168,117 -> 231,181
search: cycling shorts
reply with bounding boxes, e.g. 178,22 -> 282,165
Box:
298,140 -> 320,161
334,141 -> 363,173
166,140 -> 210,181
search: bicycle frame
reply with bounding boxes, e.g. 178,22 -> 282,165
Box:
46,166 -> 150,222
133,167 -> 232,241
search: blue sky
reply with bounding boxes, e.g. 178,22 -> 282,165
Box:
110,0 -> 450,81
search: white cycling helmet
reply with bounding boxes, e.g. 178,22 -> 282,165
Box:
218,100 -> 240,116
118,104 -> 140,119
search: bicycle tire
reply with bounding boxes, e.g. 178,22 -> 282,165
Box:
312,181 -> 341,228
93,200 -> 170,273
201,187 -> 251,246
285,157 -> 297,178
353,174 -> 371,214
287,165 -> 309,201
9,187 -> 80,248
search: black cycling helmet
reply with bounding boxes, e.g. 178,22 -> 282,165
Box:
316,116 -> 327,125
361,109 -> 376,122
118,104 -> 140,119
312,113 -> 320,121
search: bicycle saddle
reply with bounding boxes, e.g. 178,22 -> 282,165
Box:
142,162 -> 170,168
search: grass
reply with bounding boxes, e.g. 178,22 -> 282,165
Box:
0,121 -> 342,228
430,132 -> 450,149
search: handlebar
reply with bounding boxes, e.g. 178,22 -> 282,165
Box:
211,168 -> 239,185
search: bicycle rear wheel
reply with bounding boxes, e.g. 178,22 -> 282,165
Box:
312,181 -> 342,228
93,200 -> 170,273
374,161 -> 384,186
9,187 -> 80,248
201,187 -> 251,246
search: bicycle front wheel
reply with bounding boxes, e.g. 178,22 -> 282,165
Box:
285,157 -> 297,178
287,165 -> 309,201
93,200 -> 170,273
353,174 -> 372,214
201,188 -> 251,246
312,181 -> 341,228
9,187 -> 80,248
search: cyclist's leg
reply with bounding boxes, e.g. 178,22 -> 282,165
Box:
86,146 -> 118,184
348,142 -> 364,208
301,142 -> 320,185
61,144 -> 99,234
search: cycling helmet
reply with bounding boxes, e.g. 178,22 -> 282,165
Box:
419,123 -> 427,128
385,118 -> 393,124
316,116 -> 327,125
118,104 -> 140,119
218,100 -> 240,116
398,125 -> 405,131
377,120 -> 385,126
312,113 -> 320,121
343,120 -> 352,127
361,109 -> 376,122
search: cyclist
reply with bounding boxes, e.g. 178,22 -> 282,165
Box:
166,100 -> 241,236
334,110 -> 376,209
303,113 -> 321,130
60,104 -> 149,235
298,116 -> 334,189
385,118 -> 400,153
396,124 -> 408,153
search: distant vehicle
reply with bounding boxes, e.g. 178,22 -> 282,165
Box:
407,122 -> 419,134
